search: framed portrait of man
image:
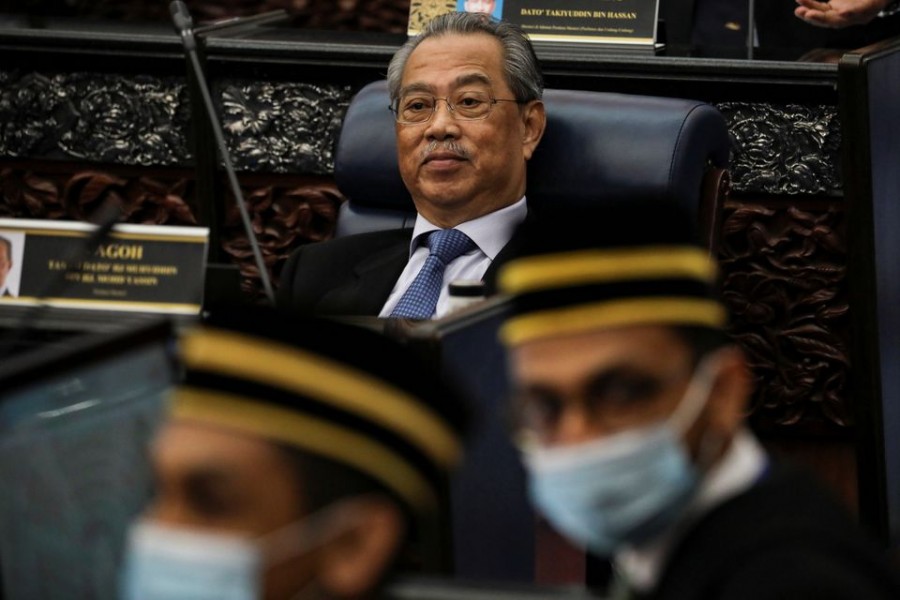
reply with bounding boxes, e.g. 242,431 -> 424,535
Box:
458,0 -> 503,19
0,232 -> 24,299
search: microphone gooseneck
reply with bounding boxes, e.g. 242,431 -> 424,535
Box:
169,0 -> 276,305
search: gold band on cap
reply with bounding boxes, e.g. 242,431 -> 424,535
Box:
171,388 -> 438,510
500,297 -> 728,346
499,246 -> 717,295
180,328 -> 461,469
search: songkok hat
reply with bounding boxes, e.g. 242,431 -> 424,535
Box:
170,308 -> 467,514
499,200 -> 728,346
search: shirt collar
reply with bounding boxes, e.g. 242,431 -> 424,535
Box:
614,428 -> 768,592
408,197 -> 527,259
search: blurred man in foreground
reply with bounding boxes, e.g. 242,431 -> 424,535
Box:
121,310 -> 466,600
498,202 -> 900,598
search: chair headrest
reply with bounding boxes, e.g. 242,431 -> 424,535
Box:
334,80 -> 730,216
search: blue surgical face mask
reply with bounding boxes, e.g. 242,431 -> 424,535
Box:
120,521 -> 262,600
120,504 -> 359,600
521,354 -> 722,557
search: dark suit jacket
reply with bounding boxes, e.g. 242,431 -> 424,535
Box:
277,227 -> 523,316
643,462 -> 900,599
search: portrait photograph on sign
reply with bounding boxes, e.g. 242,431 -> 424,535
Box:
0,231 -> 24,299
457,0 -> 504,20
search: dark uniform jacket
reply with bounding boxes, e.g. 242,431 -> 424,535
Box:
641,463 -> 900,599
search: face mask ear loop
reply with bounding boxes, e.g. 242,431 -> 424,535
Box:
667,352 -> 722,437
695,428 -> 727,472
259,501 -> 369,567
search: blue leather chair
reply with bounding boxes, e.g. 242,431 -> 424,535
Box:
334,80 -> 730,242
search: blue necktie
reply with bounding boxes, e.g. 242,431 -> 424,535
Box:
390,229 -> 476,319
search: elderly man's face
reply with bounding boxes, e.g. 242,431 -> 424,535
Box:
0,243 -> 11,290
395,32 -> 545,228
509,325 -> 747,452
464,0 -> 496,14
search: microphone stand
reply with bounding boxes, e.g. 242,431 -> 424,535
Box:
170,0 -> 278,305
746,0 -> 756,60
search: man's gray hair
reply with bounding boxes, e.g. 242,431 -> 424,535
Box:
387,12 -> 544,104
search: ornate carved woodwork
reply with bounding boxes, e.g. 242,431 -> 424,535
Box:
0,0 -> 414,31
218,80 -> 352,175
717,103 -> 842,196
221,176 -> 343,297
0,71 -> 191,167
718,198 -> 850,432
0,167 -> 197,224
0,166 -> 345,299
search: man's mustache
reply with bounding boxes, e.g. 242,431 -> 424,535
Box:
421,140 -> 471,161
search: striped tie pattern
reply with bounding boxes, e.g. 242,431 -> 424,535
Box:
390,228 -> 476,319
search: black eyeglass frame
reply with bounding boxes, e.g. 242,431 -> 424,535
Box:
388,92 -> 524,125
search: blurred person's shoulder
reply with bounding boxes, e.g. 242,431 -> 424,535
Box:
653,461 -> 900,599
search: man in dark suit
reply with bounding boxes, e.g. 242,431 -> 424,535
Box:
278,12 -> 546,319
497,202 -> 900,599
0,235 -> 14,298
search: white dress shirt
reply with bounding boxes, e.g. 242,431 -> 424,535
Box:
379,197 -> 527,319
614,428 -> 768,593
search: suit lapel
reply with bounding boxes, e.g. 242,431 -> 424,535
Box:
483,214 -> 529,295
319,231 -> 411,316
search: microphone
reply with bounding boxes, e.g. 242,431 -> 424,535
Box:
169,0 -> 276,305
170,0 -> 195,37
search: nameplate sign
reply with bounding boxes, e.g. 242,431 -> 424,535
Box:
408,0 -> 658,45
0,219 -> 209,314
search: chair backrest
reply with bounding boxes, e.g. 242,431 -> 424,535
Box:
334,80 -> 730,237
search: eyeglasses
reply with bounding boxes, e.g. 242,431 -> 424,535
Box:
508,367 -> 693,442
389,90 -> 521,124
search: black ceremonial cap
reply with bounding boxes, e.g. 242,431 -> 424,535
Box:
499,199 -> 728,346
171,308 -> 467,513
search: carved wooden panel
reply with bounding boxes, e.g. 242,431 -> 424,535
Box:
218,80 -> 352,175
718,198 -> 850,432
0,71 -> 352,176
0,166 -> 198,224
221,177 -> 344,297
717,103 -> 841,196
0,72 -> 191,167
0,165 -> 345,297
0,0 -> 413,31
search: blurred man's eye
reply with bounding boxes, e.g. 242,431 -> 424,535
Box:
185,474 -> 242,518
514,391 -> 563,435
586,373 -> 664,415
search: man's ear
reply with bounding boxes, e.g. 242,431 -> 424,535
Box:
317,496 -> 406,599
706,346 -> 753,436
521,100 -> 546,161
